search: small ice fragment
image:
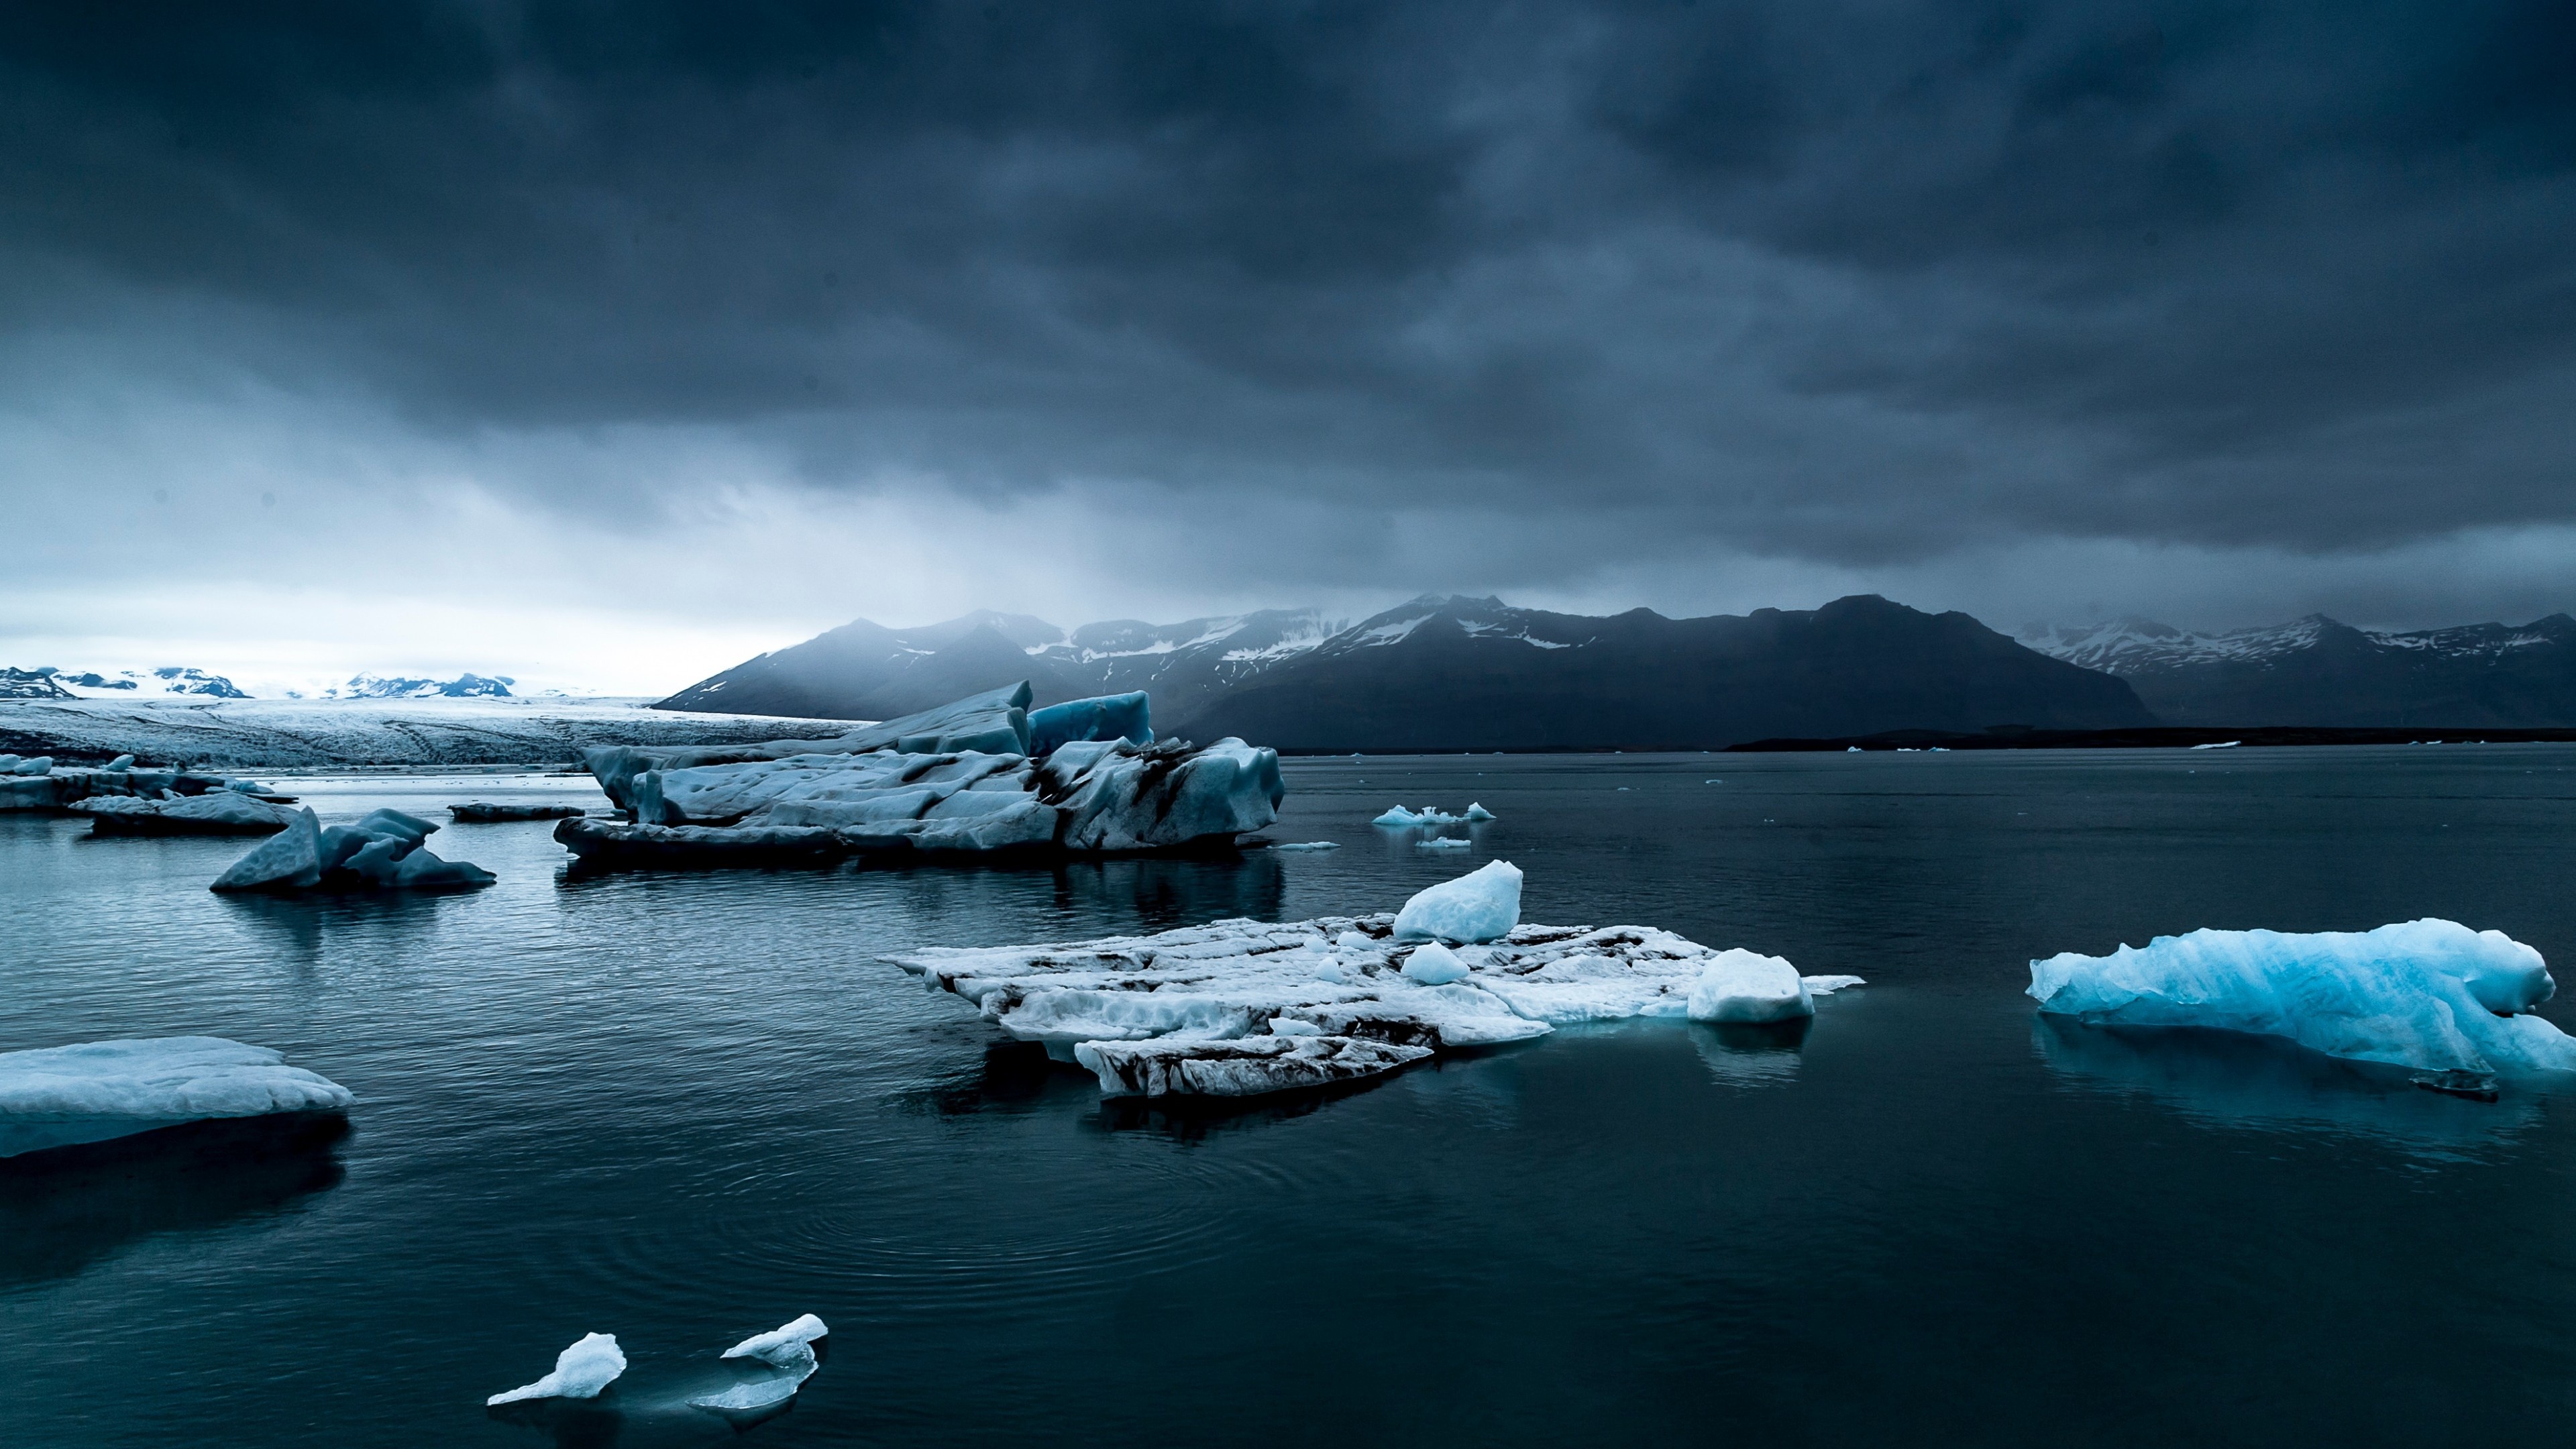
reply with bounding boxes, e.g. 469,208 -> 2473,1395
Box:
1704,779 -> 1721,784
105,754 -> 136,771
2190,741 -> 2242,750
1393,859 -> 1523,944
11,756 -> 54,775
1686,950 -> 1813,1023
1272,841 -> 1340,851
488,1332 -> 626,1405
1801,974 -> 1866,995
1269,1016 -> 1324,1036
1403,941 -> 1472,985
1464,802 -> 1495,821
1334,930 -> 1375,949
722,1313 -> 828,1363
1416,837 -> 1472,849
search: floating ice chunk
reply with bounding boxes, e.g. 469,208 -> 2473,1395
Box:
692,1344 -> 816,1415
1415,837 -> 1472,850
1687,951 -> 1814,1023
105,753 -> 136,771
210,808 -> 324,892
2028,919 -> 2576,1075
1271,841 -> 1340,851
0,1036 -> 352,1158
1464,802 -> 1496,821
449,802 -> 586,822
1403,942 -> 1471,985
74,790 -> 299,835
1026,691 -> 1152,756
0,754 -> 15,769
2190,740 -> 2243,750
488,1333 -> 626,1405
723,1313 -> 828,1362
1803,974 -> 1867,995
1268,1016 -> 1323,1036
1392,859 -> 1522,943
1373,804 -> 1464,828
11,756 -> 54,775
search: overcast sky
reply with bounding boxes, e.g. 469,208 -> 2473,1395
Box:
5,1 -> 2572,693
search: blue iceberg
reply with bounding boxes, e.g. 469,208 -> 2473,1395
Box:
1027,690 -> 1151,756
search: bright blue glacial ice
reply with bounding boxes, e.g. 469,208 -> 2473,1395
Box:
1392,859 -> 1522,943
2029,919 -> 2576,1075
1026,690 -> 1151,755
488,1332 -> 626,1405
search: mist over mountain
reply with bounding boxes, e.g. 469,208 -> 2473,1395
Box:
658,594 -> 2152,749
2021,614 -> 2576,727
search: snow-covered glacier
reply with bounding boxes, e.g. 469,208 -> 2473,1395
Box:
895,865 -> 1860,1099
559,684 -> 1283,866
0,1037 -> 353,1158
2029,920 -> 2576,1076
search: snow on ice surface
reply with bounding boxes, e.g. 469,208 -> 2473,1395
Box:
488,1334 -> 626,1405
0,1037 -> 352,1157
896,897 -> 1860,1098
2029,919 -> 2576,1075
1393,859 -> 1523,943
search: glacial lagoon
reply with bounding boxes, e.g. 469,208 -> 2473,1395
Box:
6,747 -> 2576,1445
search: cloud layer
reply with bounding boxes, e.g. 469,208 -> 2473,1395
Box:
5,1 -> 2572,689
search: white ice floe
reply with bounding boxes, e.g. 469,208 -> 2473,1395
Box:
1687,951 -> 1814,1022
0,1036 -> 352,1157
2029,919 -> 2576,1075
1375,804 -> 1489,828
211,806 -> 495,893
1271,841 -> 1340,851
693,1314 -> 828,1415
488,1333 -> 627,1405
1464,802 -> 1496,821
1415,837 -> 1472,850
896,885 -> 1861,1098
1392,859 -> 1522,943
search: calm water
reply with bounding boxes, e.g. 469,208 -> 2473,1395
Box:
6,748 -> 2576,1446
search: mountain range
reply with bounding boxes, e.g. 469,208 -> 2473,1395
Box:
656,594 -> 2155,749
2019,614 -> 2576,727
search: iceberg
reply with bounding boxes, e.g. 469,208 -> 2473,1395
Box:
1464,802 -> 1496,821
558,688 -> 1283,868
10,755 -> 54,775
447,802 -> 587,822
2028,919 -> 2576,1075
1415,837 -> 1472,849
1392,859 -> 1522,943
211,807 -> 495,893
1373,804 -> 1462,827
72,790 -> 301,836
582,684 -> 1041,814
488,1333 -> 626,1405
0,1036 -> 353,1158
1686,951 -> 1812,1022
105,753 -> 136,771
896,885 -> 1859,1099
693,1313 -> 828,1417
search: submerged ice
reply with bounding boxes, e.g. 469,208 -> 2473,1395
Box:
2029,919 -> 2576,1075
897,866 -> 1860,1099
0,1036 -> 352,1157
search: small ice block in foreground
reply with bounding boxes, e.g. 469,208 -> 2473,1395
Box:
2029,918 -> 2576,1076
0,1036 -> 353,1158
488,1333 -> 626,1405
1687,951 -> 1813,1023
694,1314 -> 827,1416
1393,859 -> 1522,943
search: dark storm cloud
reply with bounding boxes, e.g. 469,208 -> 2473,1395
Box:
3,0 -> 2573,567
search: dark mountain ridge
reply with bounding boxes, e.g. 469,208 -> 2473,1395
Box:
657,594 -> 2153,750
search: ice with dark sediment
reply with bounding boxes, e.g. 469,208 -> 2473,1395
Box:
0,1036 -> 352,1157
895,864 -> 1861,1099
558,684 -> 1283,865
447,802 -> 588,822
2030,919 -> 2576,1076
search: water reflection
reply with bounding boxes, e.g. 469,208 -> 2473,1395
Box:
0,1114 -> 349,1286
2032,1014 -> 2538,1151
1691,1019 -> 1808,1086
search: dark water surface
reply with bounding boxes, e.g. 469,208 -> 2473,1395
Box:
6,748 -> 2576,1446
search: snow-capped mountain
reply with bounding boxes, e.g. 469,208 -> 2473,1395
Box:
658,594 -> 2151,748
5,666 -> 253,699
2019,612 -> 2576,726
322,673 -> 516,700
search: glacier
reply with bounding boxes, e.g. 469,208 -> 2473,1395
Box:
488,1333 -> 626,1405
895,871 -> 1861,1099
558,685 -> 1283,867
0,1036 -> 354,1158
2028,919 -> 2576,1076
211,807 -> 496,893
